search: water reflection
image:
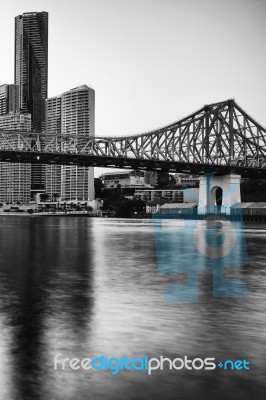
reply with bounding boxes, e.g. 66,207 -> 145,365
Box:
0,217 -> 265,399
0,217 -> 94,399
153,219 -> 248,301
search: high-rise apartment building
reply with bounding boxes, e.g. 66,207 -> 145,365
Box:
0,83 -> 31,204
0,113 -> 31,204
45,85 -> 95,201
15,11 -> 48,196
45,95 -> 62,197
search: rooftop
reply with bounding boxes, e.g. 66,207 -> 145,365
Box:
232,202 -> 266,209
160,203 -> 198,209
69,84 -> 94,92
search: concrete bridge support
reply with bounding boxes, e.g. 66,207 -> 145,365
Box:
198,173 -> 241,214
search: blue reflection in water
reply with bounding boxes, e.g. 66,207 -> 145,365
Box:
153,217 -> 248,301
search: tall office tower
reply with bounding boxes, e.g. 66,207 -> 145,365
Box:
45,85 -> 95,201
15,11 -> 48,197
0,113 -> 31,204
0,84 -> 19,115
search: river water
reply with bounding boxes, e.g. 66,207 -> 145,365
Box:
0,216 -> 265,399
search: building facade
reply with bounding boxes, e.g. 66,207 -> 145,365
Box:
0,112 -> 31,204
134,189 -> 184,203
15,11 -> 48,196
174,173 -> 200,187
45,96 -> 62,197
101,170 -> 157,189
45,85 -> 95,201
0,84 -> 19,116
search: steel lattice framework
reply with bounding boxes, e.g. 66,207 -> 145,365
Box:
0,99 -> 266,178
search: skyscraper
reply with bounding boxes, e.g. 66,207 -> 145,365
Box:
15,11 -> 48,197
45,85 -> 95,201
15,12 -> 48,131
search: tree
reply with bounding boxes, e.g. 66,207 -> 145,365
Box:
115,199 -> 145,218
94,178 -> 104,198
40,193 -> 49,202
102,192 -> 123,210
52,193 -> 59,201
116,183 -> 122,195
241,179 -> 266,201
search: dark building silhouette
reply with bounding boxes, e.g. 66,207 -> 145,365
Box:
15,11 -> 48,196
0,84 -> 19,115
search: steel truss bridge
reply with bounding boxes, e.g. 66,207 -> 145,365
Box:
0,99 -> 266,178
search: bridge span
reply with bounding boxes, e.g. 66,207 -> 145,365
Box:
0,99 -> 266,179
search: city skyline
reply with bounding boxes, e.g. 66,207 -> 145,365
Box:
0,9 -> 96,202
0,0 -> 265,137
0,0 -> 265,182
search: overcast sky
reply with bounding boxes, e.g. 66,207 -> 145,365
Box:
1,0 -> 265,176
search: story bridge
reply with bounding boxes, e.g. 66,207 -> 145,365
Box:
0,99 -> 266,209
0,99 -> 265,178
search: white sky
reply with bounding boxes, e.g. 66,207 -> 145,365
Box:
0,0 -> 265,177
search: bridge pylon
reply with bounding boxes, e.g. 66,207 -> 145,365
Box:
198,173 -> 241,214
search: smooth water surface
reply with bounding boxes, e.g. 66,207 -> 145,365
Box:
0,216 -> 265,399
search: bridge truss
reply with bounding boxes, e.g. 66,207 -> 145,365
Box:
0,99 -> 266,178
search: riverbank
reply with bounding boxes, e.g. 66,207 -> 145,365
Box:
134,212 -> 266,222
0,211 -> 99,217
1,211 -> 266,222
